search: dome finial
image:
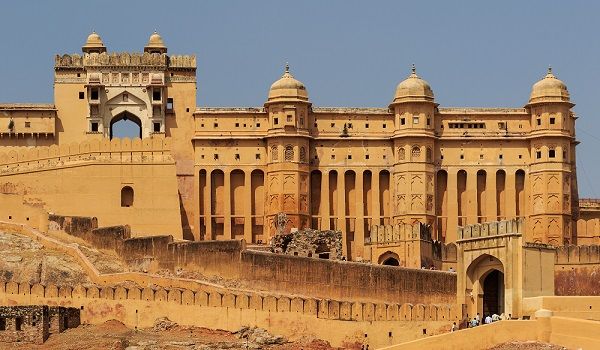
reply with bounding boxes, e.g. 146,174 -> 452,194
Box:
412,63 -> 416,74
548,65 -> 552,74
285,62 -> 290,73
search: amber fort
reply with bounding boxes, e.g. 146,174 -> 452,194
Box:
0,32 -> 600,349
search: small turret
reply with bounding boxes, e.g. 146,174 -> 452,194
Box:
82,31 -> 106,54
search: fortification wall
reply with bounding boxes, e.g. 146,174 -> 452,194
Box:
48,215 -> 456,305
239,251 -> 456,305
554,245 -> 600,295
0,137 -> 183,238
0,281 -> 455,348
576,218 -> 600,245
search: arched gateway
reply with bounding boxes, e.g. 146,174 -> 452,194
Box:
456,219 -> 555,319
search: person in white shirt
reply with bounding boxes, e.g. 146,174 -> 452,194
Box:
484,315 -> 492,324
492,313 -> 500,322
451,322 -> 457,332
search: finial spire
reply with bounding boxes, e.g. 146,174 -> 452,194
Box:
285,62 -> 290,73
412,63 -> 416,74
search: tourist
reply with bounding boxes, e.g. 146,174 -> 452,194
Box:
429,264 -> 435,270
451,322 -> 457,332
492,313 -> 500,322
475,313 -> 481,324
448,266 -> 455,272
484,314 -> 492,324
470,317 -> 478,328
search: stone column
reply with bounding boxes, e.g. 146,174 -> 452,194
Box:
447,170 -> 459,242
355,170 -> 365,260
205,169 -> 212,240
506,170 -> 517,220
338,169 -> 347,257
486,170 -> 497,222
372,170 -> 380,227
244,170 -> 253,244
321,171 -> 330,230
193,166 -> 201,241
224,169 -> 232,240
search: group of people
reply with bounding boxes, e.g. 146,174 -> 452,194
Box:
451,312 -> 511,331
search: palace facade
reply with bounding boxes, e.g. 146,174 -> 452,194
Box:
0,32 -> 594,261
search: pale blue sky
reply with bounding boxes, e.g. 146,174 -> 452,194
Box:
1,0 -> 599,197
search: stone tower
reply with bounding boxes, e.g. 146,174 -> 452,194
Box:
526,67 -> 578,245
264,64 -> 311,235
389,65 -> 437,238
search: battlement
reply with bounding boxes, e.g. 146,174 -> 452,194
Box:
457,218 -> 524,241
367,222 -> 432,244
54,52 -> 196,69
0,137 -> 174,173
555,245 -> 600,264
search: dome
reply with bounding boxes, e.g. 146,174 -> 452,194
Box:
391,65 -> 434,104
144,31 -> 167,53
267,64 -> 309,103
529,67 -> 570,104
82,31 -> 106,53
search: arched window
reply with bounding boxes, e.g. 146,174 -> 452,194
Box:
121,186 -> 134,207
271,145 -> 278,161
398,147 -> 405,161
426,147 -> 432,162
411,146 -> 421,160
285,145 -> 294,161
299,147 -> 307,163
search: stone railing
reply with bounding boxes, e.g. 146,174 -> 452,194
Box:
54,52 -> 196,69
367,222 -> 432,245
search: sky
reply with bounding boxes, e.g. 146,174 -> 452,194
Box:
1,0 -> 599,197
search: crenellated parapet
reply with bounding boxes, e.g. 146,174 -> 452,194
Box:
54,52 -> 196,69
367,222 -> 432,244
555,245 -> 600,264
457,218 -> 524,241
0,137 -> 174,175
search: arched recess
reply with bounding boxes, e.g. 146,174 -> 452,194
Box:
465,254 -> 505,317
515,169 -> 525,217
310,170 -> 322,228
378,251 -> 400,266
496,170 -> 506,220
457,170 -> 467,226
250,169 -> 264,243
110,111 -> 142,139
121,186 -> 134,207
477,170 -> 487,223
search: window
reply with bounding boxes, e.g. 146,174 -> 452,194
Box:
331,154 -> 335,159
300,117 -> 304,126
287,115 -> 292,122
536,150 -> 542,159
383,123 -> 387,128
563,150 -> 567,160
153,122 -> 161,132
440,154 -> 444,160
166,98 -> 174,110
15,317 -> 22,331
121,186 -> 134,207
274,117 -> 279,125
271,145 -> 278,161
152,89 -> 161,101
519,154 -> 522,159
25,121 -> 31,128
480,154 -> 484,160
255,154 -> 261,160
214,123 -> 218,128
536,118 -> 541,126
411,146 -> 421,160
499,154 -> 503,159
426,148 -> 432,162
347,123 -> 353,128
235,154 -> 240,160
413,116 -> 420,124
331,122 -> 335,127
347,155 -> 352,159
314,122 -> 318,127
427,118 -> 431,126
549,149 -> 556,158
460,154 -> 464,160
91,88 -> 99,100
398,147 -> 405,160
256,123 -> 261,127
550,117 -> 556,125
400,118 -> 406,125
200,123 -> 204,127
498,122 -> 505,129
300,147 -> 307,162
79,91 -> 84,99
365,123 -> 369,128
214,154 -> 219,160
235,123 -> 240,127
365,154 -> 370,159
284,145 -> 294,161
91,122 -> 99,132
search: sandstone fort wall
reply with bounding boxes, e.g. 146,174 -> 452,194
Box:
0,137 -> 183,238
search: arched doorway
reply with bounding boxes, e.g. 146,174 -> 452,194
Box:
383,257 -> 400,266
482,269 -> 504,316
378,251 -> 400,266
110,112 -> 142,139
465,254 -> 505,318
